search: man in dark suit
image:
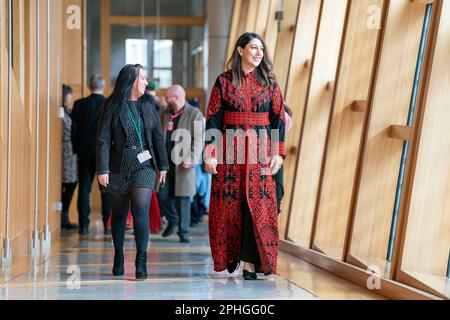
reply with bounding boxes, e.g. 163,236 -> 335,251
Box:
72,75 -> 111,235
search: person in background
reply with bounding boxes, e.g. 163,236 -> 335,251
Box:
145,81 -> 166,113
71,75 -> 111,235
61,84 -> 79,230
274,104 -> 293,215
158,85 -> 204,243
190,102 -> 211,227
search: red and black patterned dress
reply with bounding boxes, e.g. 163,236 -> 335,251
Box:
205,70 -> 286,275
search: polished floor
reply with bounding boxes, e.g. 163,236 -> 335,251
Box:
0,215 -> 384,300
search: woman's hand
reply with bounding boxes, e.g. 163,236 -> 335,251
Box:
98,174 -> 109,187
159,171 -> 167,185
270,155 -> 283,175
205,158 -> 218,175
182,162 -> 194,169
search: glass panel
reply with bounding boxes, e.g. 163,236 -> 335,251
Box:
109,25 -> 203,87
86,0 -> 102,81
400,1 -> 450,299
153,69 -> 172,88
387,4 -> 433,263
153,39 -> 172,68
110,0 -> 205,17
126,39 -> 148,68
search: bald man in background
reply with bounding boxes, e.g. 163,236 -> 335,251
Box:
158,85 -> 204,243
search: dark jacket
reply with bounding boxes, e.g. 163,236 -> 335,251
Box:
71,93 -> 105,160
96,94 -> 169,175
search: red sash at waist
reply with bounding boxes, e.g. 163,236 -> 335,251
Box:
222,111 -> 270,127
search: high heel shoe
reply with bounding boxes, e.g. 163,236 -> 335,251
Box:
135,251 -> 147,280
227,260 -> 240,274
112,251 -> 124,276
243,269 -> 257,280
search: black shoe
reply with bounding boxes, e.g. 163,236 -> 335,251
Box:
79,227 -> 89,235
179,235 -> 190,243
135,251 -> 147,280
61,212 -> 78,230
112,251 -> 124,276
243,270 -> 257,280
227,260 -> 240,274
190,221 -> 199,227
162,223 -> 176,238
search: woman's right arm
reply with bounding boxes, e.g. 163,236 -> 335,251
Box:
96,102 -> 114,186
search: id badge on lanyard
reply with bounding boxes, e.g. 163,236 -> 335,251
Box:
137,150 -> 152,164
167,120 -> 174,132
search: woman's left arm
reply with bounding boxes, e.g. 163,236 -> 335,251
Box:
269,82 -> 287,174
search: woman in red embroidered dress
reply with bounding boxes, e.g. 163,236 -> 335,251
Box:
205,33 -> 286,280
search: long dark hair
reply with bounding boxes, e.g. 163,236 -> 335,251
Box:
107,64 -> 144,110
226,32 -> 276,88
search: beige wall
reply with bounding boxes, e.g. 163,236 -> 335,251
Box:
0,0 -> 63,269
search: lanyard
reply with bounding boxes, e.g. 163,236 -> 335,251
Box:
169,109 -> 184,122
127,102 -> 144,152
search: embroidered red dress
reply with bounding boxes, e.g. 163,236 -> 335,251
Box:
205,70 -> 286,275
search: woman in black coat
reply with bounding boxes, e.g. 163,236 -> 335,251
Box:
97,64 -> 168,280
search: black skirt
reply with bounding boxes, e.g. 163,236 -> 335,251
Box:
102,100 -> 156,194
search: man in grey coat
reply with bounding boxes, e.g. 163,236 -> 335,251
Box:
158,85 -> 204,243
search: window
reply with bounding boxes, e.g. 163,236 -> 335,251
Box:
125,38 -> 148,68
153,39 -> 172,87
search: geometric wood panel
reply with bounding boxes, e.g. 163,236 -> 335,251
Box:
312,0 -> 385,261
398,0 -> 450,299
272,0 -> 300,95
287,0 -> 348,247
348,0 -> 427,274
279,0 -> 322,239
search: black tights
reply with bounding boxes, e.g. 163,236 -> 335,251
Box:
109,188 -> 152,253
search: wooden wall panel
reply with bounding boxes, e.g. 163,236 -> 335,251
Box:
312,0 -> 384,260
348,0 -> 427,271
244,0 -> 259,33
0,0 -> 62,268
254,0 -> 271,36
264,0 -> 278,59
272,0 -> 300,94
0,0 -> 7,245
48,0 -> 63,234
397,0 -> 450,298
279,0 -> 321,239
287,0 -> 348,246
63,0 -> 84,101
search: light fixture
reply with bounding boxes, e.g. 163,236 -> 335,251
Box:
275,0 -> 284,33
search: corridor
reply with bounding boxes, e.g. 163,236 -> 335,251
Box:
0,215 -> 383,300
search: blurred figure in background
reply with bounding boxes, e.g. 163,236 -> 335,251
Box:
71,75 -> 111,235
61,84 -> 79,230
158,84 -> 203,243
145,81 -> 166,113
189,102 -> 211,227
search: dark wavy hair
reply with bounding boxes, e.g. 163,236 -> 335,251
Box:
226,32 -> 276,88
107,64 -> 144,109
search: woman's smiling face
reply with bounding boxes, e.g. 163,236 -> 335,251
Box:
238,38 -> 264,69
133,68 -> 149,98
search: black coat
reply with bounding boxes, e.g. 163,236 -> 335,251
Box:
96,94 -> 169,175
71,93 -> 105,160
